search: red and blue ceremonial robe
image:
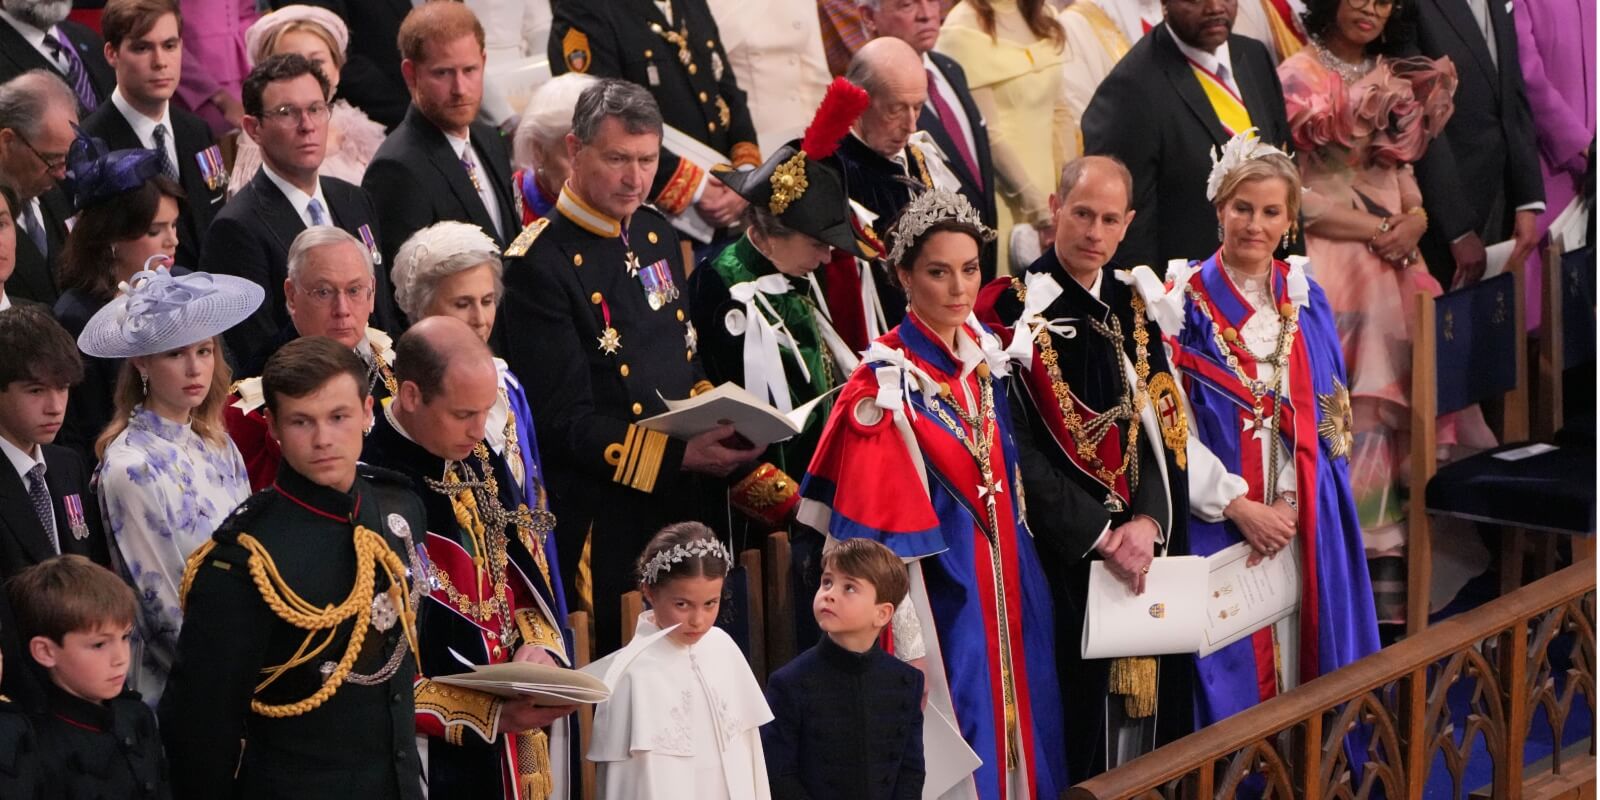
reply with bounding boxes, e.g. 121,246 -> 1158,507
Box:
799,312 -> 1066,800
1163,254 -> 1381,725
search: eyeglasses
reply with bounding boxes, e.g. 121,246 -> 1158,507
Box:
260,102 -> 332,127
301,283 -> 374,306
14,133 -> 67,173
1348,0 -> 1399,11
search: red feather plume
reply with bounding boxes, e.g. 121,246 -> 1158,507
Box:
800,77 -> 870,161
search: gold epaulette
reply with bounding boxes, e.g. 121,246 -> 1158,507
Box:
730,463 -> 800,528
506,217 -> 551,258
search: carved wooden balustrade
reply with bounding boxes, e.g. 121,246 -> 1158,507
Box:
1067,562 -> 1596,800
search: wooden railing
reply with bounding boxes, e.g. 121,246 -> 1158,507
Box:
1068,562 -> 1596,800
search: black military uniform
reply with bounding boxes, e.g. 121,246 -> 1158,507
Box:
496,187 -> 710,655
982,257 -> 1195,782
363,407 -> 570,798
0,696 -> 36,800
34,684 -> 170,799
158,463 -> 427,800
550,0 -> 762,215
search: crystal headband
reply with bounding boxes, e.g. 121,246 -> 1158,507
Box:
640,538 -> 734,585
885,190 -> 996,267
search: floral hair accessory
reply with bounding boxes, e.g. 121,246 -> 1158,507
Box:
1205,128 -> 1290,202
885,189 -> 995,268
640,538 -> 734,585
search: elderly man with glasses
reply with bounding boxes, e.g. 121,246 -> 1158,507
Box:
205,52 -> 397,373
0,69 -> 76,305
224,224 -> 396,490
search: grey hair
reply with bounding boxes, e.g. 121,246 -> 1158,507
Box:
570,78 -> 663,145
0,70 -> 77,140
513,72 -> 599,170
391,221 -> 504,319
1056,155 -> 1135,210
855,0 -> 882,9
286,225 -> 374,285
843,50 -> 885,97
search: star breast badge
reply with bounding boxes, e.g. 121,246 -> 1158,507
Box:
1317,378 -> 1354,460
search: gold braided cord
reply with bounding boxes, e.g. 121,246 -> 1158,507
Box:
178,540 -> 218,611
212,528 -> 419,718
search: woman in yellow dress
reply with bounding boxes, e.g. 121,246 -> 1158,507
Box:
936,0 -> 1070,272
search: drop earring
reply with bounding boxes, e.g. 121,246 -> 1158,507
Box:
1217,223 -> 1224,240
140,372 -> 148,396
1281,230 -> 1291,249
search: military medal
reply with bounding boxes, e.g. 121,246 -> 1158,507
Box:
370,592 -> 398,632
387,513 -> 412,540
195,145 -> 228,192
646,63 -> 661,87
711,51 -> 725,82
359,224 -> 383,266
684,320 -> 698,354
715,97 -> 731,128
650,22 -> 693,67
63,494 -> 89,540
595,295 -> 622,354
638,258 -> 679,310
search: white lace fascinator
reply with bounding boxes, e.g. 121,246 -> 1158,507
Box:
1205,128 -> 1291,202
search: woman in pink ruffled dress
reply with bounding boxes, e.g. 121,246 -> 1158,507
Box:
1279,0 -> 1494,624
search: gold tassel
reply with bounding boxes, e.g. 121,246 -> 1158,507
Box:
1108,656 -> 1158,718
515,730 -> 554,800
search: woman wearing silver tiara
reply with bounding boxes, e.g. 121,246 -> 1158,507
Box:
1133,131 -> 1379,729
798,190 -> 1066,800
77,264 -> 265,705
588,522 -> 772,799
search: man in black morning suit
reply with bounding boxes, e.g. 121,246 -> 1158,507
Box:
861,0 -> 999,278
205,54 -> 397,371
0,0 -> 115,114
79,2 -> 224,270
0,307 -> 111,711
1082,0 -> 1291,268
363,3 -> 517,271
0,71 -> 77,306
1411,0 -> 1545,286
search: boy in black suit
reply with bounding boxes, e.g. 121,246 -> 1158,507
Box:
80,0 -> 226,269
204,53 -> 396,370
10,555 -> 170,799
763,538 -> 925,800
0,306 -> 110,709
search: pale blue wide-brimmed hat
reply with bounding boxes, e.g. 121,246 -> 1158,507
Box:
77,261 -> 264,359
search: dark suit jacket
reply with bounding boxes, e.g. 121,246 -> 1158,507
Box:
362,105 -> 518,267
279,0 -> 411,130
203,170 -> 397,368
79,102 -> 225,270
1082,26 -> 1291,267
0,444 -> 111,710
7,188 -> 71,306
0,19 -> 114,115
922,50 -> 998,279
1413,0 -> 1544,284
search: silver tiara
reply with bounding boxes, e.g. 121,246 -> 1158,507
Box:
885,189 -> 997,267
641,538 -> 734,584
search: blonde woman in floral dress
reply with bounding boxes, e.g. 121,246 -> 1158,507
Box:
1279,0 -> 1494,624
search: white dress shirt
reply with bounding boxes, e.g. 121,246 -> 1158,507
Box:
110,88 -> 180,174
0,10 -> 72,74
1171,36 -> 1242,97
445,132 -> 505,239
261,163 -> 330,229
0,290 -> 11,311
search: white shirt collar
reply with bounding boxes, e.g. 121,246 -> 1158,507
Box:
0,10 -> 51,56
0,433 -> 44,486
1171,35 -> 1235,82
261,162 -> 328,228
110,87 -> 175,149
0,290 -> 11,312
1085,268 -> 1104,300
444,131 -> 471,160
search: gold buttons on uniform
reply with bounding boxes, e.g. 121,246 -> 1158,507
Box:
648,232 -> 659,244
574,254 -> 584,266
1222,327 -> 1239,343
620,364 -> 630,377
707,121 -> 717,133
688,63 -> 697,75
591,292 -> 603,304
645,49 -> 653,58
706,40 -> 715,48
675,309 -> 685,321
685,350 -> 693,361
699,91 -> 708,102
632,402 -> 643,415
